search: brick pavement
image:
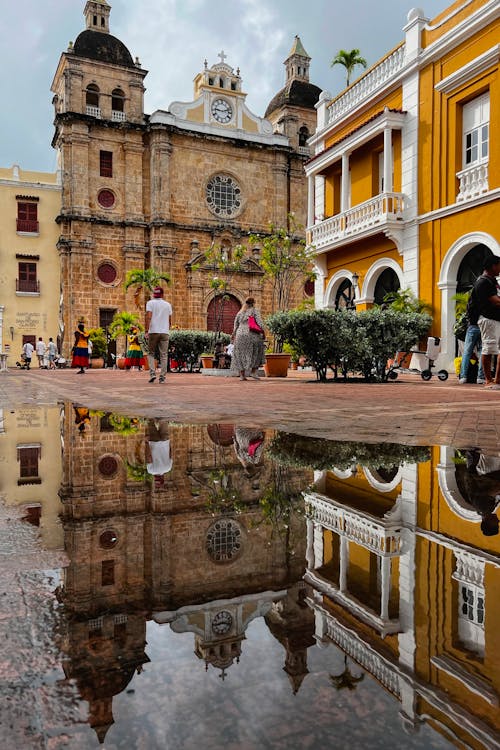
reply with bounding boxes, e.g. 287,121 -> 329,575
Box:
1,367 -> 500,452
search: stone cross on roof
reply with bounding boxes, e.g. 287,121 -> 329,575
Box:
218,50 -> 227,64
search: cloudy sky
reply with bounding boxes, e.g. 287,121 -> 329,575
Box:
0,0 -> 450,172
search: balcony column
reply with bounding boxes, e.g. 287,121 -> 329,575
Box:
307,175 -> 315,226
383,126 -> 393,193
306,518 -> 315,569
341,153 -> 350,212
380,556 -> 392,620
339,536 -> 349,593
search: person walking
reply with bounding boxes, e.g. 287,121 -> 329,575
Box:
124,326 -> 147,371
22,340 -> 34,370
231,297 -> 265,381
36,337 -> 47,368
458,293 -> 485,385
474,255 -> 500,389
145,286 -> 172,384
47,337 -> 57,370
71,321 -> 90,374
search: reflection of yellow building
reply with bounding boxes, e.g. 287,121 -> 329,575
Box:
306,0 -> 500,371
0,166 -> 61,366
306,446 -> 500,748
0,405 -> 63,548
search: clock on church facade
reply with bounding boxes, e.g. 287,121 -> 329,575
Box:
51,1 -> 321,354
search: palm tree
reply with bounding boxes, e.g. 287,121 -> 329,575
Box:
109,311 -> 142,340
330,49 -> 367,86
124,268 -> 171,308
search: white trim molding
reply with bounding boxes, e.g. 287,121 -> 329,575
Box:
362,258 -> 404,304
435,44 -> 500,93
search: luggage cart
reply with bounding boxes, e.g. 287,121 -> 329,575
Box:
420,336 -> 448,381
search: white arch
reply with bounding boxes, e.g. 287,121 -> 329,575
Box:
437,232 -> 499,370
437,446 -> 480,523
324,269 -> 358,309
363,466 -> 403,493
361,258 -> 403,305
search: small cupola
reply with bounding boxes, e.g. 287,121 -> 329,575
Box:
84,0 -> 111,34
285,35 -> 311,83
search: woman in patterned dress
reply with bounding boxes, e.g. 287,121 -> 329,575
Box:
71,322 -> 89,374
124,327 -> 147,370
231,297 -> 266,381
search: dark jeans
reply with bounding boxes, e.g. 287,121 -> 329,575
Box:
460,324 -> 484,380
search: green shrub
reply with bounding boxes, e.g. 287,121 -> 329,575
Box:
168,330 -> 230,368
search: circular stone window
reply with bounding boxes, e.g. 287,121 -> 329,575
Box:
97,262 -> 117,284
99,529 -> 118,549
206,519 -> 242,562
206,174 -> 241,217
98,455 -> 118,477
97,189 -> 116,209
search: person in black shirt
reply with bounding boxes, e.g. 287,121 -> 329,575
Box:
474,255 -> 500,388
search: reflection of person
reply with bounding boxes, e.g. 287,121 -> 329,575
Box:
462,450 -> 500,536
73,406 -> 91,434
233,426 -> 265,477
145,286 -> 172,384
36,337 -> 47,368
71,321 -> 89,374
124,327 -> 147,371
232,297 -> 265,381
474,255 -> 500,388
146,419 -> 173,489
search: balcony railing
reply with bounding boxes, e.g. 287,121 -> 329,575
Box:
327,44 -> 405,125
86,105 -> 101,118
111,110 -> 126,122
16,219 -> 39,233
456,162 -> 489,203
305,492 -> 401,556
310,192 -> 405,251
16,279 -> 40,293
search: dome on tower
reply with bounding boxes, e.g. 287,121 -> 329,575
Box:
73,29 -> 135,68
265,79 -> 322,118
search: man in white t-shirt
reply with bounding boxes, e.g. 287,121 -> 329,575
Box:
36,337 -> 47,368
146,419 -> 173,489
22,341 -> 34,370
145,286 -> 172,383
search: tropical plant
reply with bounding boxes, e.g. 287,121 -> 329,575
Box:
330,48 -> 367,86
124,268 -> 171,308
87,327 -> 107,358
108,414 -> 142,436
382,287 -> 432,314
109,311 -> 143,340
249,215 -> 315,352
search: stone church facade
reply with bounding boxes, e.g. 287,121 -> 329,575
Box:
51,0 -> 321,356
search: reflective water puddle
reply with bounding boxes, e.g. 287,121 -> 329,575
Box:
1,404 -> 499,749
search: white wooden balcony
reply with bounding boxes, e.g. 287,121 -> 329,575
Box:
305,491 -> 402,557
111,110 -> 126,122
309,192 -> 405,252
456,162 -> 488,203
86,105 -> 101,118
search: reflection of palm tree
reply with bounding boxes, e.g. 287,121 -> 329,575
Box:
329,655 -> 364,691
330,49 -> 367,86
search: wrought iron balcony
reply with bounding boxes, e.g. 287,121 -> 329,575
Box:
309,192 -> 405,252
16,279 -> 40,293
16,219 -> 39,233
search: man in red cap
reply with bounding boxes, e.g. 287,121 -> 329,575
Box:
145,286 -> 172,383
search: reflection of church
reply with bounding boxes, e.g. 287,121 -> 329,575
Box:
305,445 -> 500,748
57,409 -> 313,743
51,1 -> 321,354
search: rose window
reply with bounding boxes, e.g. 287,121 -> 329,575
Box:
206,519 -> 242,562
206,175 -> 241,217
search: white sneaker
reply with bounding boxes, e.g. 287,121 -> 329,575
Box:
458,378 -> 467,384
477,378 -> 485,384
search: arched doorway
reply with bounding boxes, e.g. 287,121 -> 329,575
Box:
374,268 -> 400,305
207,294 -> 241,334
456,243 -> 492,293
335,279 -> 355,310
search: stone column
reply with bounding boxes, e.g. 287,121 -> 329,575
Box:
380,556 -> 391,620
383,126 -> 393,193
341,152 -> 350,212
307,175 -> 315,226
339,536 -> 349,593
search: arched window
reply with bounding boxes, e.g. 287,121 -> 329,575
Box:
207,294 -> 241,334
86,84 -> 100,117
112,88 -> 125,111
374,268 -> 400,305
456,243 -> 492,294
299,126 -> 309,147
335,279 -> 355,310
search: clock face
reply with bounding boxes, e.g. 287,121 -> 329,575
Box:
212,610 -> 233,635
212,98 -> 232,124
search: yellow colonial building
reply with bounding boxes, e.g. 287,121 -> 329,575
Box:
0,165 -> 61,367
305,444 -> 500,748
306,0 -> 500,371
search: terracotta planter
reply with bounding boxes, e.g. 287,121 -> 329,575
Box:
117,357 -> 127,370
291,361 -> 298,370
90,357 -> 104,369
263,353 -> 291,378
201,356 -> 213,369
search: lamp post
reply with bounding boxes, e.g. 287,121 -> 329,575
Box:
347,272 -> 359,310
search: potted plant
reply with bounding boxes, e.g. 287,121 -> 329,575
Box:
87,327 -> 107,368
249,214 -> 315,377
